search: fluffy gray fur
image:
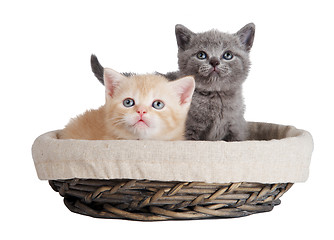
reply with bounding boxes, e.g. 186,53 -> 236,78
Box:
90,23 -> 255,141
172,23 -> 255,141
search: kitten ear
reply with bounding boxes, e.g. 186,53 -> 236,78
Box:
170,76 -> 195,105
236,23 -> 255,51
104,68 -> 126,97
175,24 -> 195,50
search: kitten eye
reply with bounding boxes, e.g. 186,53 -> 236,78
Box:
123,98 -> 135,107
196,51 -> 207,60
152,100 -> 165,110
222,51 -> 233,60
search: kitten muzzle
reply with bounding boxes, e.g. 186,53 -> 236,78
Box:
134,120 -> 149,127
133,116 -> 149,128
209,58 -> 220,67
210,69 -> 221,77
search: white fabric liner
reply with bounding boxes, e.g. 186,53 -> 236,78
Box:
32,122 -> 313,183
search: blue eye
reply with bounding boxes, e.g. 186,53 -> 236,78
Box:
196,51 -> 207,60
123,98 -> 135,107
152,100 -> 165,110
222,51 -> 233,60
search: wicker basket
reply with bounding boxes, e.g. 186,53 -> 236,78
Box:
32,122 -> 313,221
49,178 -> 293,220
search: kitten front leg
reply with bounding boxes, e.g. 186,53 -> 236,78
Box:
185,115 -> 212,140
185,125 -> 208,140
185,92 -> 218,140
224,119 -> 248,141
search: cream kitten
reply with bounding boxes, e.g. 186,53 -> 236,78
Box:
59,68 -> 195,140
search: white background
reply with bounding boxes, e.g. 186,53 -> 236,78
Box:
1,0 -> 333,239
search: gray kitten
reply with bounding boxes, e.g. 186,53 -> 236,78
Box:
173,23 -> 255,141
90,23 -> 255,141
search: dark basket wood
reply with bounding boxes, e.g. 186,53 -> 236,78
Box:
49,179 -> 293,221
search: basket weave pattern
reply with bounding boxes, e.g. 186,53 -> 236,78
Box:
49,179 -> 293,221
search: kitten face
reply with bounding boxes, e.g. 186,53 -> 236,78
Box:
104,70 -> 195,140
176,24 -> 255,92
107,79 -> 171,139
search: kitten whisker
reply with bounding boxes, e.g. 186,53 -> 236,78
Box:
107,116 -> 126,127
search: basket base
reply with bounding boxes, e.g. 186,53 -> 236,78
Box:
49,179 -> 292,221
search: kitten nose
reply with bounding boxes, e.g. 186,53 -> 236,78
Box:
137,108 -> 147,117
210,58 -> 220,67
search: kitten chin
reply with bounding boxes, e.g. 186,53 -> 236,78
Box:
60,70 -> 195,141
